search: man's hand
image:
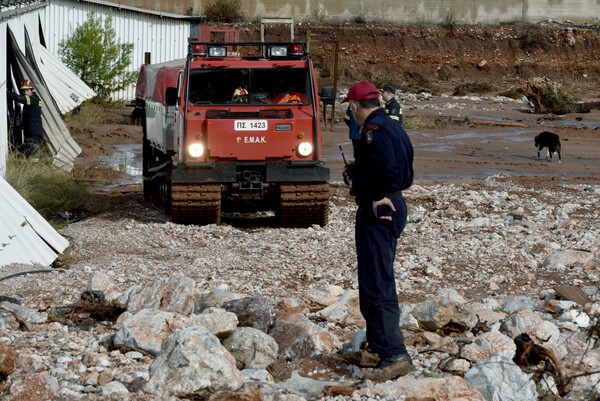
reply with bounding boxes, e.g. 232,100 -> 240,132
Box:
373,197 -> 395,221
343,169 -> 352,186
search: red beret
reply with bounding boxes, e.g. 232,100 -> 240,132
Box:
346,81 -> 380,101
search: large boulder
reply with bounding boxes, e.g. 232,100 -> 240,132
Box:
145,326 -> 244,398
222,296 -> 273,333
0,342 -> 17,380
374,376 -> 485,401
541,250 -> 595,272
464,351 -> 537,401
191,308 -> 238,339
412,295 -> 477,333
269,309 -> 340,359
222,327 -> 278,369
113,308 -> 194,355
4,373 -> 58,401
123,273 -> 195,315
87,272 -> 121,302
499,309 -> 567,359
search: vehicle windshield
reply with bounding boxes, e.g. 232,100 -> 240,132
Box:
188,68 -> 312,106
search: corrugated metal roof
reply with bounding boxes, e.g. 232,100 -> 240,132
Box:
32,41 -> 97,114
44,0 -> 191,101
0,176 -> 69,267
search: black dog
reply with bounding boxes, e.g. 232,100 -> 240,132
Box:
535,131 -> 562,163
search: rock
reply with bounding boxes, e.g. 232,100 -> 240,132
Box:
561,348 -> 600,397
191,308 -> 238,339
373,375 -> 485,400
195,288 -> 242,312
208,382 -> 281,401
222,295 -> 274,333
145,326 -> 244,398
241,369 -> 274,382
305,285 -> 344,307
269,311 -> 340,359
0,302 -> 48,330
316,289 -> 364,326
412,298 -> 453,331
4,373 -> 57,401
461,342 -> 492,363
501,295 -> 536,314
102,380 -> 130,396
124,273 -> 195,315
499,309 -> 567,359
464,351 -> 538,401
87,272 -> 121,302
558,309 -> 590,328
440,357 -> 471,375
0,342 -> 17,380
412,294 -> 477,333
222,327 -> 278,369
476,331 -> 516,354
113,308 -> 194,355
542,250 -> 594,272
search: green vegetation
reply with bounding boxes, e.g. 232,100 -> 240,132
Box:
441,10 -> 458,32
542,88 -> 578,113
203,0 -> 244,23
453,82 -> 496,96
64,101 -> 107,125
6,155 -> 88,227
403,117 -> 435,130
59,11 -> 137,99
517,23 -> 550,50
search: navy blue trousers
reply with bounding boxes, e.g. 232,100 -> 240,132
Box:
355,197 -> 407,357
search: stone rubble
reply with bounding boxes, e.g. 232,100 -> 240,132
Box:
0,177 -> 598,400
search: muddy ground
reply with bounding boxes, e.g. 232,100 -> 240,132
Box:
69,24 -> 600,190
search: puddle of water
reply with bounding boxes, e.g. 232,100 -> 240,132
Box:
96,144 -> 143,187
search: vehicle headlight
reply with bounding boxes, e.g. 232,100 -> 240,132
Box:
297,142 -> 313,157
188,143 -> 204,158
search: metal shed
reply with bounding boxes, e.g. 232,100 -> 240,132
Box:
44,0 -> 198,101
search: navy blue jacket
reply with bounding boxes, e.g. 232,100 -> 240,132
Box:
384,97 -> 402,126
7,90 -> 43,137
344,106 -> 361,140
350,107 -> 413,202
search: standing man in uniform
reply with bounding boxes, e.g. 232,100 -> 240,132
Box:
342,81 -> 415,382
381,84 -> 402,126
7,80 -> 43,157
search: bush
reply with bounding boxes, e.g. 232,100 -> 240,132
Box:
203,0 -> 244,23
517,23 -> 551,50
59,11 -> 137,98
6,156 -> 88,226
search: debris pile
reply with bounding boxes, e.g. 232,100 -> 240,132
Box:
0,177 -> 598,400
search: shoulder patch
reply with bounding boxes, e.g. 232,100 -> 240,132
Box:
365,130 -> 374,144
364,124 -> 379,131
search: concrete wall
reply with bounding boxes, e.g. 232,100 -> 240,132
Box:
103,0 -> 600,24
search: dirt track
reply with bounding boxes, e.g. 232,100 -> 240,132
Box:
70,24 -> 600,189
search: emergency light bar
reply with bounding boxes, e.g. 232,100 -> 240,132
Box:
188,42 -> 308,60
209,46 -> 227,57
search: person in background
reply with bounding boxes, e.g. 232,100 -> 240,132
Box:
7,80 -> 43,157
342,80 -> 415,383
343,103 -> 361,158
381,84 -> 402,126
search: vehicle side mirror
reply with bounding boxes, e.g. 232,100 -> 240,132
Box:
165,87 -> 178,106
320,86 -> 336,105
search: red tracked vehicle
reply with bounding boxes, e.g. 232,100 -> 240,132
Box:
136,42 -> 331,226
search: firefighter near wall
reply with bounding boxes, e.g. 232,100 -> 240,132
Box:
135,42 -> 331,227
